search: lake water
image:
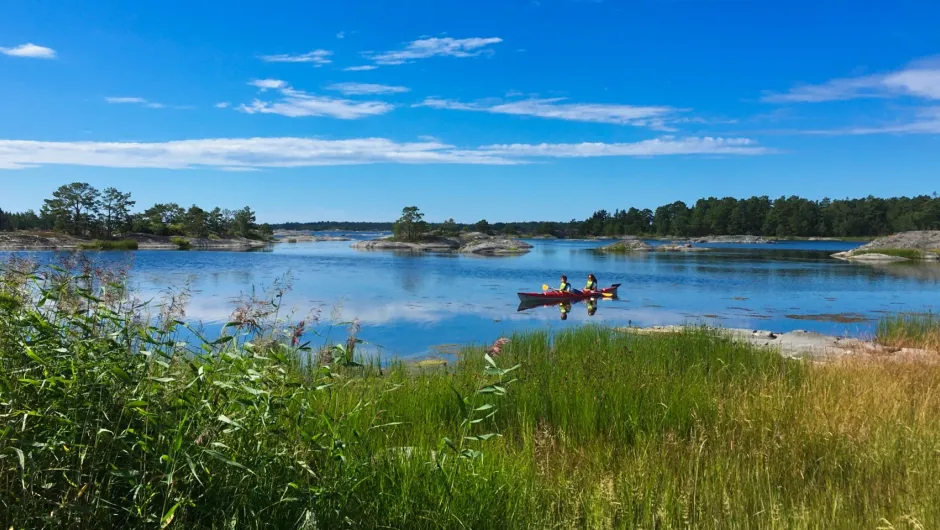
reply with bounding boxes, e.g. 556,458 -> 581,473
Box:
7,236 -> 940,360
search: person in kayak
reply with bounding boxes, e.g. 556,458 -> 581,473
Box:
557,275 -> 573,293
584,274 -> 598,292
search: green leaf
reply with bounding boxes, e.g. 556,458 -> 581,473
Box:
126,400 -> 148,408
24,346 -> 46,365
450,386 -> 467,418
474,403 -> 495,412
203,449 -> 255,475
465,433 -> 500,442
484,353 -> 497,369
12,447 -> 25,471
161,501 -> 181,529
217,414 -> 239,427
111,366 -> 133,384
185,453 -> 203,485
149,377 -> 176,383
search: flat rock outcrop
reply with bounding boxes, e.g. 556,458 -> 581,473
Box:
351,233 -> 532,256
832,231 -> 940,261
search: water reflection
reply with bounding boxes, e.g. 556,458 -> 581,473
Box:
3,237 -> 938,358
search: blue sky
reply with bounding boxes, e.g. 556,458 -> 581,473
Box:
1,0 -> 939,223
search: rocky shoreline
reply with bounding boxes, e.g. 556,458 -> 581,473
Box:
351,232 -> 533,256
596,238 -> 709,253
619,326 -> 938,360
831,230 -> 940,262
0,232 -> 268,251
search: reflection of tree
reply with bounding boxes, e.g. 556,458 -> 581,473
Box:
397,255 -> 424,294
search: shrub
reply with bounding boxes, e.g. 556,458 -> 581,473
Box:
77,239 -> 139,250
170,236 -> 191,250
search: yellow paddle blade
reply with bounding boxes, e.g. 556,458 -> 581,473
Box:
602,293 -> 614,297
542,284 -> 550,291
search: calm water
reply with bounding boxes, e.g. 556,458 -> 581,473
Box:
8,236 -> 940,359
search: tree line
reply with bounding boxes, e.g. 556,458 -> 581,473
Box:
0,182 -> 271,240
280,194 -> 940,239
580,194 -> 940,238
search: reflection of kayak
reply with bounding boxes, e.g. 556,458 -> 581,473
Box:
517,284 -> 620,303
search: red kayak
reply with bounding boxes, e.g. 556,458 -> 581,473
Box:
517,283 -> 620,303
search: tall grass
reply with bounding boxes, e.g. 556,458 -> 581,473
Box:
3,257 -> 940,528
878,312 -> 940,351
76,239 -> 139,250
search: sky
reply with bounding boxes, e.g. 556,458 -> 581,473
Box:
1,0 -> 939,223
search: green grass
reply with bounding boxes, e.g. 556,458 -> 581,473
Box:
3,261 -> 940,528
878,312 -> 940,351
170,236 -> 192,250
854,248 -> 925,259
76,239 -> 140,250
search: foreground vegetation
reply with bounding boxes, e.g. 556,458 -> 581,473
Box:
2,258 -> 940,528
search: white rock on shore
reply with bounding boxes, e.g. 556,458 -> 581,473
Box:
351,233 -> 532,256
620,326 -> 938,360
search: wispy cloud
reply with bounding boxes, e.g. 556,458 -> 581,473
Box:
478,137 -> 770,157
336,32 -> 346,39
369,37 -> 502,65
417,97 -> 679,128
0,43 -> 56,59
326,82 -> 410,96
764,58 -> 940,103
0,135 -> 770,171
105,97 -> 176,109
343,65 -> 379,72
214,102 -> 231,109
237,80 -> 393,119
802,107 -> 940,135
259,49 -> 333,66
249,78 -> 288,91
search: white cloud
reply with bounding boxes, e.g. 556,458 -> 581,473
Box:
418,97 -> 678,128
336,32 -> 346,39
478,137 -> 771,157
343,65 -> 379,72
239,80 -> 394,119
369,37 -> 502,65
249,78 -> 288,91
326,82 -> 410,95
0,43 -> 56,59
803,107 -> 940,135
0,135 -> 770,171
105,97 -> 147,104
764,58 -> 940,103
260,49 -> 332,66
104,97 -> 184,109
215,102 -> 231,109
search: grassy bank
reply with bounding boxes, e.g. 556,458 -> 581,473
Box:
878,312 -> 940,351
76,239 -> 140,250
2,261 -> 940,528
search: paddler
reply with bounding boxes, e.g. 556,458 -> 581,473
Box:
557,275 -> 573,293
584,274 -> 598,292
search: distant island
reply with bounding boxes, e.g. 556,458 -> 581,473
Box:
3,185 -> 938,249
0,182 -> 272,251
267,194 -> 939,241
